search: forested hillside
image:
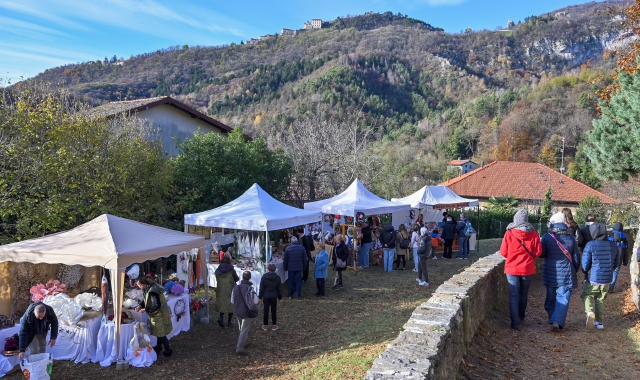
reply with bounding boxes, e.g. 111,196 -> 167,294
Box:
30,1 -> 630,194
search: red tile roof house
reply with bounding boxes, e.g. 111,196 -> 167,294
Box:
440,161 -> 618,211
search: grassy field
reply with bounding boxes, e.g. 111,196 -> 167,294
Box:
10,239 -> 502,380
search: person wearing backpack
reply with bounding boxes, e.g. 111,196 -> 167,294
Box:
231,271 -> 259,356
456,213 -> 472,260
582,222 -> 619,330
608,222 -> 628,293
395,224 -> 410,270
416,227 -> 432,286
500,209 -> 542,330
541,212 -> 581,332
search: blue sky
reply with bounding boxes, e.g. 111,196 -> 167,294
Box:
0,0 -> 608,83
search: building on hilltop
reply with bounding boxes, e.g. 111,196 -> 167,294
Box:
280,28 -> 296,36
447,159 -> 478,175
312,19 -> 322,29
440,161 -> 618,211
86,96 -> 232,156
303,21 -> 313,29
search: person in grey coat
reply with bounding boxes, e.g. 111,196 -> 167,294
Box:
231,271 -> 257,355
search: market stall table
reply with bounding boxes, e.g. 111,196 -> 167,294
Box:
0,326 -> 20,378
207,264 -> 261,294
45,312 -> 102,363
93,293 -> 190,366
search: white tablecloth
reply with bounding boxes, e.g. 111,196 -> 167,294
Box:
0,326 -> 20,378
93,293 -> 189,366
94,321 -> 158,366
46,314 -> 102,363
207,264 -> 261,294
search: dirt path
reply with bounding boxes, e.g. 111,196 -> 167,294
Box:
461,264 -> 640,379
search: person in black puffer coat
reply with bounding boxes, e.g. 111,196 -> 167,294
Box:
333,234 -> 349,290
441,217 -> 457,259
581,222 -> 619,330
259,263 -> 282,331
283,236 -> 307,299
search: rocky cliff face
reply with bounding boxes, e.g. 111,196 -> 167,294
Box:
528,31 -> 634,65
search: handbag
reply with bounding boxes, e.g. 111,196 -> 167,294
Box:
549,233 -> 573,263
336,257 -> 347,269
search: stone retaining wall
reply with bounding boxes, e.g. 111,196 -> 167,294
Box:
367,228 -> 639,380
366,253 -> 507,379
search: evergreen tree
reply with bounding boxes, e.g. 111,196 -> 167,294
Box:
584,69 -> 640,181
541,188 -> 553,219
568,143 -> 601,189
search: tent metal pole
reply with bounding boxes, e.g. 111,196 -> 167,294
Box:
202,246 -> 209,323
354,212 -> 357,272
265,230 -> 269,264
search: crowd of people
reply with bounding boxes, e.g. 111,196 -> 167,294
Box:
499,208 -> 626,332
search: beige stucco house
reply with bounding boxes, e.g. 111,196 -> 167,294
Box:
87,96 -> 232,156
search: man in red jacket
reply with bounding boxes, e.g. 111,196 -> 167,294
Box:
500,209 -> 542,330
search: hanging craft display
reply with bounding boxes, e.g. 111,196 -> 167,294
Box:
323,214 -> 330,223
356,212 -> 366,223
410,210 -> 416,219
345,216 -> 353,223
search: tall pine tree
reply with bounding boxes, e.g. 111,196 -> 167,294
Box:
585,68 -> 640,181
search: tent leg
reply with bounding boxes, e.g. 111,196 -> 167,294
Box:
353,213 -> 358,272
201,248 -> 209,324
110,269 -> 125,363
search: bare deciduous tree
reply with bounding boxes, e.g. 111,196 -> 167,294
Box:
268,113 -> 376,206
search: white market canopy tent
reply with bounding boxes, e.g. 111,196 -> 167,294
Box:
391,185 -> 479,210
184,183 -> 322,231
304,178 -> 411,216
0,214 -> 205,361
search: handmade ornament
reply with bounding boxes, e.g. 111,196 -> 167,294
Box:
173,299 -> 186,321
356,212 -> 365,223
43,294 -> 84,325
101,275 -> 109,319
74,293 -> 102,311
29,280 -> 67,302
170,283 -> 185,296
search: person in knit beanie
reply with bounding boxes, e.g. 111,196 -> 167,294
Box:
500,209 -> 542,330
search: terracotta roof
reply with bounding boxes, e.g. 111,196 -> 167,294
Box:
448,159 -> 475,166
85,96 -> 233,133
440,161 -> 618,204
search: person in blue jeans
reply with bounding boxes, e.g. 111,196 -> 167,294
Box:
283,236 -> 307,299
358,219 -> 373,268
541,212 -> 581,332
608,222 -> 627,293
456,213 -> 471,259
379,223 -> 397,272
499,209 -> 542,330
